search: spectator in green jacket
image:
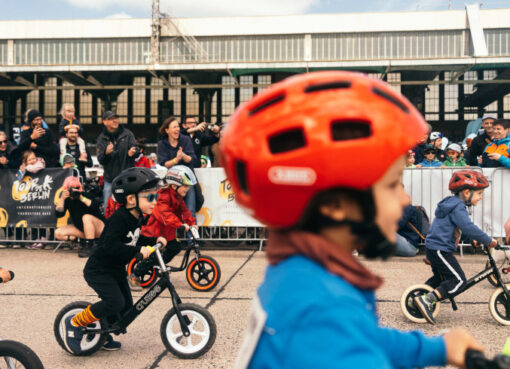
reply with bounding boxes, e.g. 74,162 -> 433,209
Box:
443,144 -> 468,167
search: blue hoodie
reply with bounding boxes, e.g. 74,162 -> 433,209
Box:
426,195 -> 491,253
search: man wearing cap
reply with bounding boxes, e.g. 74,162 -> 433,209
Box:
468,114 -> 495,166
96,111 -> 137,210
17,110 -> 59,167
62,125 -> 92,178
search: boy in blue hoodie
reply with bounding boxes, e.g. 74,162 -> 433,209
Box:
414,170 -> 497,324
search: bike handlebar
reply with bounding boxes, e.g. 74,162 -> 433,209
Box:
135,242 -> 163,262
0,270 -> 14,283
466,349 -> 510,369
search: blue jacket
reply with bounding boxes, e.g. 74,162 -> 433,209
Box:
418,159 -> 442,167
426,196 -> 491,252
157,134 -> 197,170
248,256 -> 446,369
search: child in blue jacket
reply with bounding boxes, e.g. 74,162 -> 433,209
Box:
414,170 -> 497,324
221,72 -> 483,369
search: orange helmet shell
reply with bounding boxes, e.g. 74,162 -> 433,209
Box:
220,71 -> 427,228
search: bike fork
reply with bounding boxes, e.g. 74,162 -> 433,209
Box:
168,283 -> 191,337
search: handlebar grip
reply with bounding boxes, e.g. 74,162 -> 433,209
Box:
0,271 -> 14,283
465,349 -> 488,369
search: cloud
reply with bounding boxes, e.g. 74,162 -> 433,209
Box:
64,0 -> 319,16
106,12 -> 133,19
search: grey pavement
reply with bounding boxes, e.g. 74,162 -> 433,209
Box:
0,248 -> 508,368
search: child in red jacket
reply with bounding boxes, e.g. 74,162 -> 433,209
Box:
129,165 -> 197,286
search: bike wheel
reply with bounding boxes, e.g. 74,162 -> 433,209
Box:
0,340 -> 44,369
186,256 -> 221,292
489,286 -> 510,326
160,303 -> 216,359
127,258 -> 158,289
400,284 -> 441,323
53,301 -> 107,356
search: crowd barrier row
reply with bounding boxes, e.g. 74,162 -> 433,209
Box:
0,167 -> 508,251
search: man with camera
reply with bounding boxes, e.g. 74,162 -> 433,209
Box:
17,110 -> 59,167
181,117 -> 220,168
55,176 -> 105,257
96,111 -> 137,210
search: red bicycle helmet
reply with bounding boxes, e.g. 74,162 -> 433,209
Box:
448,170 -> 489,192
220,71 -> 427,228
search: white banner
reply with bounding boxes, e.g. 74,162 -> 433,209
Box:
196,167 -> 509,237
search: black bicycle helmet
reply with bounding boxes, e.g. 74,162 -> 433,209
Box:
112,167 -> 161,205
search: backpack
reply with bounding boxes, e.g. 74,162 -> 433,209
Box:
407,206 -> 430,241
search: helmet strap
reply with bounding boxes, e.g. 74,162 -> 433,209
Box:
457,189 -> 473,206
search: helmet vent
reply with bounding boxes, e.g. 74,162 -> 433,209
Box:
372,86 -> 409,114
268,128 -> 306,154
248,93 -> 285,116
305,81 -> 351,93
331,120 -> 371,141
235,160 -> 249,195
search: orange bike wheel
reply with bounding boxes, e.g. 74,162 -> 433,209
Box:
127,258 -> 157,288
186,256 -> 221,292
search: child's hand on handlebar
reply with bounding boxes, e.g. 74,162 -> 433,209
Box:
181,224 -> 190,232
443,328 -> 484,368
157,237 -> 167,249
140,246 -> 153,259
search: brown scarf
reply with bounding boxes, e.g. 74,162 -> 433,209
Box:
266,230 -> 383,290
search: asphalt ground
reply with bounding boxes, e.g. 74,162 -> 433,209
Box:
1,247 -> 509,369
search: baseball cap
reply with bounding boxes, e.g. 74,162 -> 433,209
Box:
102,111 -> 119,120
482,113 -> 496,121
60,153 -> 75,167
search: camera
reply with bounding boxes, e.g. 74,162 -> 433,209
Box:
208,124 -> 215,130
70,188 -> 82,200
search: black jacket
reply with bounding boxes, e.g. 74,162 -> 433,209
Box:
182,130 -> 219,168
85,207 -> 156,278
469,132 -> 492,166
64,142 -> 93,178
18,127 -> 60,168
0,141 -> 21,169
96,126 -> 136,182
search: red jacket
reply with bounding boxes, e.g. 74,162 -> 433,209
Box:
142,187 -> 196,241
135,155 -> 151,168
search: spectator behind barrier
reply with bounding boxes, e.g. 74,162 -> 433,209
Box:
416,145 -> 442,167
18,110 -> 59,168
481,119 -> 510,168
442,143 -> 468,167
60,153 -> 76,171
134,138 -> 151,168
157,117 -> 198,217
411,123 -> 431,165
61,125 -> 92,178
58,103 -> 86,160
181,116 -> 220,168
55,176 -> 105,258
469,114 -> 495,166
406,150 -> 416,168
395,202 -> 424,257
0,131 -> 20,169
200,155 -> 211,168
16,150 -> 45,181
96,111 -> 137,211
209,122 -> 229,167
430,131 -> 447,162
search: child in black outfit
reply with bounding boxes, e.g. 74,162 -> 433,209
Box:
63,167 -> 166,354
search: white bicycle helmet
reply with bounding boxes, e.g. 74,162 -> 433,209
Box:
165,165 -> 197,187
429,131 -> 443,141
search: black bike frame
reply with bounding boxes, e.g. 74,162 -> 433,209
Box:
85,247 -> 192,337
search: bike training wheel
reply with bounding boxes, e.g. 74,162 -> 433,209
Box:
0,340 -> 45,369
400,284 -> 441,324
486,259 -> 510,288
489,285 -> 510,326
54,301 -> 107,356
186,255 -> 221,292
127,258 -> 158,289
160,303 -> 217,359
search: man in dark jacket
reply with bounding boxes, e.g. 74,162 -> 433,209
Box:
63,125 -> 92,178
96,111 -> 137,210
0,131 -> 20,169
17,110 -> 59,167
181,117 -> 220,168
468,114 -> 495,166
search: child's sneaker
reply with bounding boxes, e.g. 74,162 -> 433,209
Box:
128,274 -> 142,291
63,316 -> 84,354
102,334 -> 122,351
413,295 -> 436,324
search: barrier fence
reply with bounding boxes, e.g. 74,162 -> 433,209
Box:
0,167 -> 508,251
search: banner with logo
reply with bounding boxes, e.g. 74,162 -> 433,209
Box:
0,169 -> 72,227
195,168 -> 262,227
